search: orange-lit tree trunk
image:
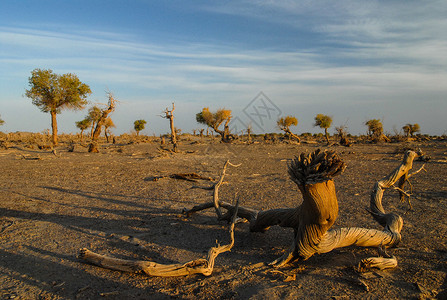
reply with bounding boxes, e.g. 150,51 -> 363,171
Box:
185,149 -> 424,270
50,109 -> 58,146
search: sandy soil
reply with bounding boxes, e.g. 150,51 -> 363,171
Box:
0,139 -> 446,299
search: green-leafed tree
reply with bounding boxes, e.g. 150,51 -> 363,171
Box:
0,115 -> 4,126
196,107 -> 234,142
365,119 -> 382,136
87,105 -> 102,138
25,68 -> 91,146
402,123 -> 420,137
88,93 -> 117,153
75,118 -> 91,142
277,116 -> 300,142
134,119 -> 147,136
365,119 -> 390,142
314,114 -> 333,144
365,119 -> 383,142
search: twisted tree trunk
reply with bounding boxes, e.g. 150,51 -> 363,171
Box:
284,128 -> 300,143
88,94 -> 116,153
185,149 -> 424,270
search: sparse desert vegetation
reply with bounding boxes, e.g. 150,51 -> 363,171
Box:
25,68 -> 91,146
3,0 -> 447,296
0,69 -> 446,299
0,129 -> 446,299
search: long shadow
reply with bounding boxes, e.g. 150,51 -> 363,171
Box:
0,207 -> 147,236
0,248 -> 169,299
3,185 -> 294,270
40,186 -> 153,210
38,186 -> 237,249
0,205 -> 236,262
40,185 -> 198,209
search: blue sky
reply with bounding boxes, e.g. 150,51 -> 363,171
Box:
1,0 -> 446,136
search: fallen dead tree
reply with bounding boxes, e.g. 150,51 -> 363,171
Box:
79,149 -> 425,276
185,149 -> 425,270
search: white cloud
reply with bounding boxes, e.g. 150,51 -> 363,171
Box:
1,0 -> 447,136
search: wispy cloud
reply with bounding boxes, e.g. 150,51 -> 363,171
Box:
1,0 -> 447,135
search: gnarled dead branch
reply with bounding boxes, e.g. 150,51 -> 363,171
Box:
184,149 -> 424,271
78,200 -> 239,277
184,160 -> 240,220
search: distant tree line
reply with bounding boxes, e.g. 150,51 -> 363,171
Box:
14,68 -> 430,152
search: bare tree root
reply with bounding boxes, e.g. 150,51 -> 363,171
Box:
78,201 -> 239,277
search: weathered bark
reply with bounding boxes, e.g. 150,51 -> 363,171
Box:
268,150 -> 344,266
183,160 -> 240,219
150,173 -> 213,182
90,123 -> 95,140
105,129 -> 110,143
185,149 -> 424,270
324,128 -> 330,144
79,130 -> 85,143
79,149 -> 424,276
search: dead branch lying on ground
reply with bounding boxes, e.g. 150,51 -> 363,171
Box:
79,199 -> 239,277
149,173 -> 213,182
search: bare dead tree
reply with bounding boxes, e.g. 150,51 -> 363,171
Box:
79,149 -> 425,277
160,103 -> 178,152
79,217 -> 236,276
185,149 -> 425,270
88,93 -> 117,153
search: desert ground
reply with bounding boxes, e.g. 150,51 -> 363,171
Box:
0,136 -> 446,299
